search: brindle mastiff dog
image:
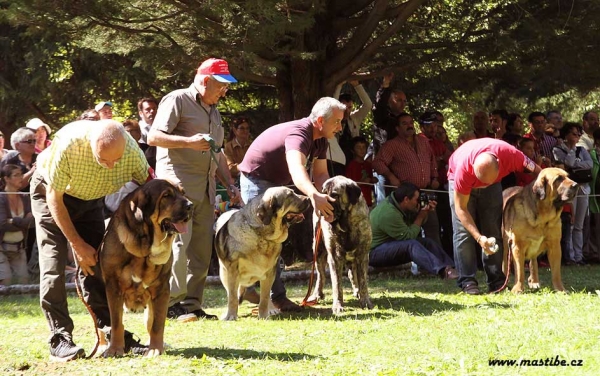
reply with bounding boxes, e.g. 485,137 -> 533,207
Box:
309,176 -> 374,313
215,187 -> 310,320
100,179 -> 192,357
502,168 -> 578,293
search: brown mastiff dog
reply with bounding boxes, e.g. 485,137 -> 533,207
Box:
100,179 -> 192,357
502,168 -> 578,293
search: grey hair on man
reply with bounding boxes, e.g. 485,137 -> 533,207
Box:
10,127 -> 36,149
309,97 -> 346,123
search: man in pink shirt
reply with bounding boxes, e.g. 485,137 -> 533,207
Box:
448,138 -> 540,295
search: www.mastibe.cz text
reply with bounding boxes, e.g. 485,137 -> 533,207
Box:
489,356 -> 583,367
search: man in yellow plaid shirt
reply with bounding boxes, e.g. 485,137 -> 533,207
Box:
30,119 -> 151,361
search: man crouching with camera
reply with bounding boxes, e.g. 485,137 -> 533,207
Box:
369,182 -> 457,280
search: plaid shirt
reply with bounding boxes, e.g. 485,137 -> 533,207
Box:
373,135 -> 437,188
523,132 -> 557,160
37,121 -> 149,200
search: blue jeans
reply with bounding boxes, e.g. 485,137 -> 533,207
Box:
240,173 -> 287,301
369,237 -> 454,276
448,181 -> 505,290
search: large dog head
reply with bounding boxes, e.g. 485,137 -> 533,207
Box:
322,176 -> 364,222
117,179 -> 193,263
255,187 -> 311,226
532,167 -> 578,207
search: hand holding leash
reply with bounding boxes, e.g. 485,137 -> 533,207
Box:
71,241 -> 98,276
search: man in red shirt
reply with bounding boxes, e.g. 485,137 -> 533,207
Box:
448,138 -> 541,295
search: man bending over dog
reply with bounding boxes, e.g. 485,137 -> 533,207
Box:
238,97 -> 344,312
369,182 -> 458,279
448,138 -> 541,295
31,120 -> 151,361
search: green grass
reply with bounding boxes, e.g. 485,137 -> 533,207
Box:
2,266 -> 600,376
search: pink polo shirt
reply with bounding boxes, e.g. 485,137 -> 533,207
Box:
448,138 -> 534,195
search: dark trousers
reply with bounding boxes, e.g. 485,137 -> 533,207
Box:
31,172 -> 109,336
560,212 -> 573,263
369,237 -> 454,276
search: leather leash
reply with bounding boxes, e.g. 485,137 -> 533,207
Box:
300,216 -> 323,306
490,237 -> 512,294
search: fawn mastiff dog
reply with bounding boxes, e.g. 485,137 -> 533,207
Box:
215,187 -> 310,320
309,176 -> 374,313
502,168 -> 578,293
100,179 -> 192,357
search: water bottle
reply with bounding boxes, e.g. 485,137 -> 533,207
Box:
410,262 -> 419,276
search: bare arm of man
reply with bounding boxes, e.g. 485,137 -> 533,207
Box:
46,187 -> 97,276
286,150 -> 335,221
453,190 -> 498,255
147,129 -> 212,152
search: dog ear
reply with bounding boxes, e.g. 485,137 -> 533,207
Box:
256,196 -> 276,225
532,175 -> 546,200
345,182 -> 362,206
127,188 -> 148,224
322,178 -> 333,194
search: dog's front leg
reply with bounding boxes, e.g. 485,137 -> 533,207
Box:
328,251 -> 345,314
220,262 -> 240,321
353,254 -> 373,309
104,284 -> 126,357
258,267 -> 276,319
528,257 -> 541,290
546,242 -> 565,292
146,282 -> 169,357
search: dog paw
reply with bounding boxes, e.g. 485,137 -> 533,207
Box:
511,285 -> 525,294
528,281 -> 541,289
332,303 -> 344,315
360,298 -> 374,310
221,313 -> 238,321
145,348 -> 162,357
103,346 -> 125,358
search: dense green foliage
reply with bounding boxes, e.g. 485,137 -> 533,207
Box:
1,0 -> 598,137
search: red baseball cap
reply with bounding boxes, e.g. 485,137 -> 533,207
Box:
198,58 -> 237,83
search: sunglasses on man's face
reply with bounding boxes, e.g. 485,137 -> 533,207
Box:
20,139 -> 36,144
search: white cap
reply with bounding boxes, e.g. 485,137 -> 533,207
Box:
26,118 -> 52,135
94,101 -> 113,112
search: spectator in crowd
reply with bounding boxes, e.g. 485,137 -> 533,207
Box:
490,109 -> 508,140
122,119 -> 141,142
472,111 -> 493,139
369,182 -> 457,279
238,97 -> 343,311
26,118 -> 52,153
505,113 -> 524,136
372,72 -> 407,156
0,131 -> 8,160
31,119 -> 150,361
345,136 -> 377,207
578,111 -> 599,151
524,111 -> 557,160
373,112 -> 442,246
0,164 -> 34,286
553,122 -> 593,266
327,79 -> 372,173
77,109 -> 100,121
1,128 -> 38,192
448,138 -> 540,295
587,128 -> 600,264
435,124 -> 454,153
137,97 -> 158,169
546,110 -> 563,138
95,101 -> 113,120
148,58 -> 240,321
371,73 -> 407,203
224,117 -> 252,180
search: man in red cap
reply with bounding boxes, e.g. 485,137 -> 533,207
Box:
148,58 -> 241,321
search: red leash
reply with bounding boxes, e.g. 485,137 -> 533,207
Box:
300,217 -> 323,307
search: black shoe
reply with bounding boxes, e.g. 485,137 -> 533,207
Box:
190,308 -> 218,320
49,333 -> 85,362
124,331 -> 148,356
167,303 -> 198,322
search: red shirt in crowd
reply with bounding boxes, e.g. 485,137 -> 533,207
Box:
345,159 -> 374,206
